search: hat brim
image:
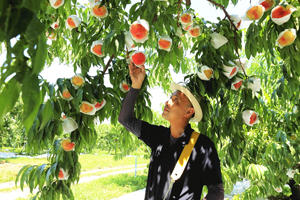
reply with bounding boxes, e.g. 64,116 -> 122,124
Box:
170,82 -> 203,122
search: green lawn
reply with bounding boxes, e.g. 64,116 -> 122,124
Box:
15,171 -> 147,200
80,163 -> 147,178
0,164 -> 147,193
72,171 -> 147,200
0,151 -> 149,183
79,153 -> 148,172
0,157 -> 48,183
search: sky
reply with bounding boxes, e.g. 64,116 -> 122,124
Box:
0,0 -> 256,113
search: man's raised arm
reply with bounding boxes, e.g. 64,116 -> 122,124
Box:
118,61 -> 146,137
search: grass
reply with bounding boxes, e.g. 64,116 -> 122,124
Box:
80,164 -> 147,177
0,151 -> 149,183
72,171 -> 147,200
0,157 -> 48,183
15,171 -> 148,200
0,164 -> 147,193
0,147 -> 25,154
79,153 -> 148,172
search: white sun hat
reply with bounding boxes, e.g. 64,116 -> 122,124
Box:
170,82 -> 203,122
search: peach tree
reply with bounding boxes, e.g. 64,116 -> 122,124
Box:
0,0 -> 299,199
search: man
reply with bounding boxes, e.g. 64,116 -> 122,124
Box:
118,61 -> 224,200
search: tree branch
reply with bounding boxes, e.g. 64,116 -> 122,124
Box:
206,0 -> 247,77
102,54 -> 114,75
185,0 -> 191,7
177,0 -> 183,27
206,0 -> 238,32
152,14 -> 158,24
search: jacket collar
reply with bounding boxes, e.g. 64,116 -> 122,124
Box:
169,124 -> 194,146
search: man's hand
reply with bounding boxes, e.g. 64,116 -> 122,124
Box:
129,61 -> 146,89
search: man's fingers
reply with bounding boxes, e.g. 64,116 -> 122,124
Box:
129,61 -> 140,73
129,60 -> 134,71
140,65 -> 146,74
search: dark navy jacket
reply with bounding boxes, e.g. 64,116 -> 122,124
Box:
140,121 -> 222,200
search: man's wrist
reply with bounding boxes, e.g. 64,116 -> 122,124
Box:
131,83 -> 142,89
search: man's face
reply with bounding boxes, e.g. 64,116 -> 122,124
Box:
162,90 -> 194,122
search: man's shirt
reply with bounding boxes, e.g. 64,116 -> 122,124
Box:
140,121 -> 223,200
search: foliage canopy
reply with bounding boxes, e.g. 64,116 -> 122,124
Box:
0,0 -> 299,199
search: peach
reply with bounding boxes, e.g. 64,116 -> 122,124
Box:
277,29 -> 296,48
91,40 -> 104,57
129,19 -> 149,43
91,3 -> 108,18
71,74 -> 85,89
58,168 -> 69,180
94,99 -> 106,111
188,26 -> 201,38
197,66 -> 214,81
61,139 -> 75,151
80,101 -> 96,115
242,110 -> 259,126
231,79 -> 243,90
158,36 -> 172,51
246,5 -> 265,20
50,0 -> 64,9
61,88 -> 73,101
120,82 -> 130,93
179,11 -> 193,26
130,51 -> 146,66
259,0 -> 274,11
271,5 -> 296,25
66,15 -> 81,30
223,61 -> 238,79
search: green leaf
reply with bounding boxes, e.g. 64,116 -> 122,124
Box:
10,7 -> 36,39
23,0 -> 41,12
39,100 -> 54,131
245,40 -> 251,59
0,77 -> 21,121
231,0 -> 238,5
29,166 -> 37,192
222,0 -> 229,7
20,166 -> 34,191
32,35 -> 47,74
129,2 -> 141,19
25,14 -> 45,41
0,29 -> 5,42
32,194 -> 39,200
170,50 -> 177,67
163,52 -> 170,67
34,164 -> 47,189
214,69 -> 220,80
0,0 -> 8,16
38,170 -> 46,190
22,74 -> 43,133
46,163 -> 57,185
15,165 -> 31,187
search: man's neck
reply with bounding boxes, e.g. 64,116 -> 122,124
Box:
170,120 -> 189,138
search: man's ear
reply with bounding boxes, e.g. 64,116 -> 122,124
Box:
185,107 -> 195,119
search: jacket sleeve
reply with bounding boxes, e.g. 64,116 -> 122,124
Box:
118,88 -> 142,137
203,183 -> 224,200
118,88 -> 169,149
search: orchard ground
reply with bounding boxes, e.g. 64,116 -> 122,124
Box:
0,149 -> 253,200
0,149 -> 148,199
